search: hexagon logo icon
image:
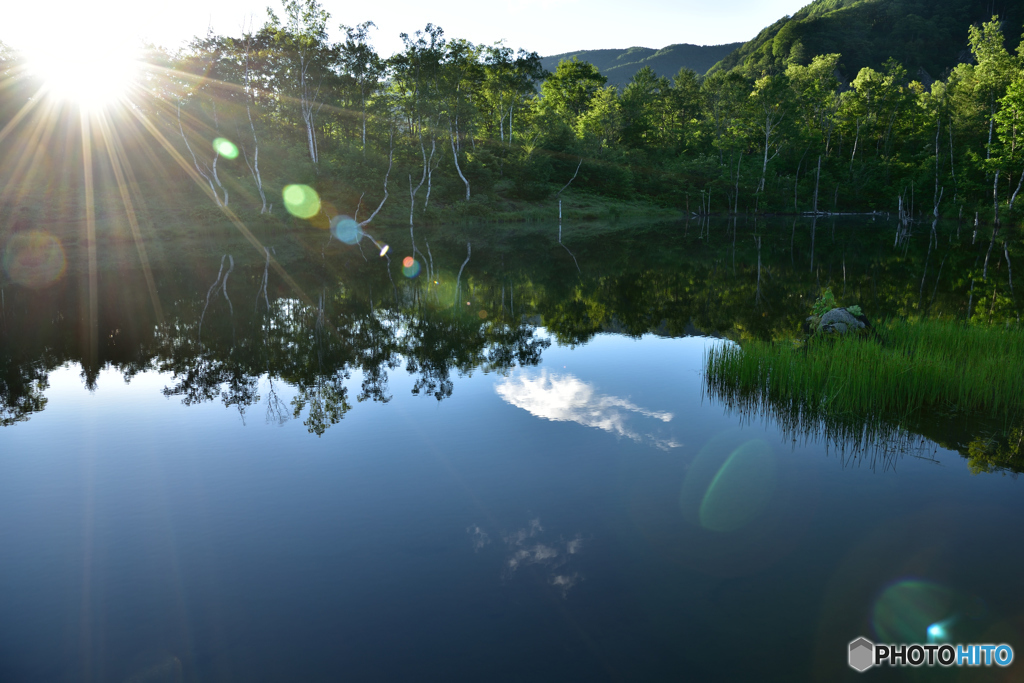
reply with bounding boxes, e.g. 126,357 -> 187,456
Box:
849,637 -> 874,672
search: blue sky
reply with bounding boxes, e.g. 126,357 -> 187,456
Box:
6,0 -> 808,57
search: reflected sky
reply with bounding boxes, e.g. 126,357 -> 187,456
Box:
495,367 -> 680,450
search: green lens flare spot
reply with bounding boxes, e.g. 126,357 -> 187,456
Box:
872,580 -> 955,644
680,434 -> 777,533
282,184 -> 321,219
697,439 -> 776,532
212,137 -> 239,159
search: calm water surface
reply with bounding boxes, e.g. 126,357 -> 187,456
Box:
1,218 -> 1022,681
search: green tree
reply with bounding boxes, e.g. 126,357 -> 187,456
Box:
339,21 -> 385,154
620,66 -> 674,149
749,73 -> 792,192
265,0 -> 336,167
575,86 -> 622,147
541,57 -> 607,127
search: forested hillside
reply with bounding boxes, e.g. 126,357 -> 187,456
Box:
710,0 -> 1024,79
541,43 -> 742,86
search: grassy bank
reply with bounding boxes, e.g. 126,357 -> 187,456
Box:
705,319 -> 1024,461
707,319 -> 1024,421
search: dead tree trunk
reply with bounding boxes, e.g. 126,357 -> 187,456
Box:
812,156 -> 822,214
450,122 -> 470,201
242,35 -> 268,213
178,103 -> 226,207
359,130 -> 394,229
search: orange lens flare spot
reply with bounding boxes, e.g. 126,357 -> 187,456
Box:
401,258 -> 421,278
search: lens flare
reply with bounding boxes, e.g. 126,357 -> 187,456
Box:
2,231 -> 66,288
478,309 -> 488,319
680,438 -> 777,533
282,184 -> 321,219
927,620 -> 955,643
872,580 -> 954,644
212,138 -> 239,159
402,258 -> 421,278
330,216 -> 361,244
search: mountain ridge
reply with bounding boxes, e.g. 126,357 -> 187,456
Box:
540,42 -> 742,87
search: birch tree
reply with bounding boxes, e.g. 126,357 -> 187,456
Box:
267,0 -> 333,168
339,21 -> 384,155
749,73 -> 790,192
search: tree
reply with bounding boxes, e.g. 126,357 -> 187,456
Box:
575,86 -> 621,147
439,37 -> 483,200
266,0 -> 335,168
620,66 -> 674,149
787,53 -> 841,156
702,70 -> 749,164
481,43 -> 545,145
968,17 -> 1019,161
669,68 -> 703,151
339,21 -> 385,154
540,58 -> 606,127
749,73 -> 792,192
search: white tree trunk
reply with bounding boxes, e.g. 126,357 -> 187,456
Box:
359,131 -> 394,228
178,103 -> 223,207
425,137 -> 438,209
450,123 -> 470,201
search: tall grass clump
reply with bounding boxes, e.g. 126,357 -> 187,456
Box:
705,320 -> 1024,457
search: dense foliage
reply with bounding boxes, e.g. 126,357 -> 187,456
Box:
710,0 -> 1024,79
5,4 -> 1024,225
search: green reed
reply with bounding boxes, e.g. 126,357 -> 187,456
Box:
705,320 -> 1024,459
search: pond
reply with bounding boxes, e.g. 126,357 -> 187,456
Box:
1,216 -> 1022,681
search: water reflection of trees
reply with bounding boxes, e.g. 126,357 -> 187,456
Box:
0,217 -> 1020,435
0,356 -> 49,427
149,289 -> 552,434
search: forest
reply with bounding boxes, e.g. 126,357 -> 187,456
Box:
4,4 -> 1024,230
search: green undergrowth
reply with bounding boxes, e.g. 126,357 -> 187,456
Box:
705,319 -> 1024,462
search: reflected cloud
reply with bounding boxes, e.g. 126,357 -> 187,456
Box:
551,573 -> 580,596
503,519 -> 583,596
495,369 -> 680,450
470,518 -> 585,597
467,525 -> 490,551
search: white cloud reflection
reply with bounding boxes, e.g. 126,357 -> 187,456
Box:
467,525 -> 491,551
502,519 -> 584,596
469,519 -> 585,597
495,370 -> 680,450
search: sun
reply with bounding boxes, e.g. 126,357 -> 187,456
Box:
26,41 -> 140,110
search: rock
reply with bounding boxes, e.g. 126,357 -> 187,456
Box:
816,307 -> 870,335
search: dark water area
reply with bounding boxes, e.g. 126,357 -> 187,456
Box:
1,216 -> 1022,681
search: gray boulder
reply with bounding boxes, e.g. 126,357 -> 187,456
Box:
816,307 -> 867,335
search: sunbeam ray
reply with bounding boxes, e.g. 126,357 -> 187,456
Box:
126,106 -> 315,306
79,111 -> 99,376
0,97 -> 64,209
0,86 -> 45,146
94,109 -> 165,324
